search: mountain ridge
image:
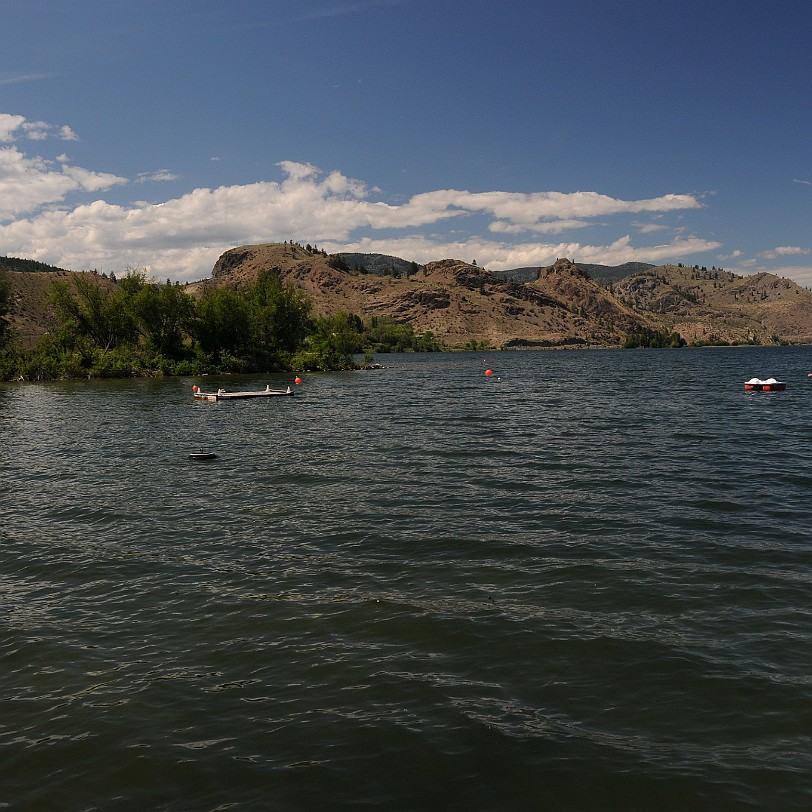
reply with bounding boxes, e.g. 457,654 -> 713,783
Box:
3,246 -> 812,350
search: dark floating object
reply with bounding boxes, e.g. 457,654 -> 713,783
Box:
188,449 -> 218,461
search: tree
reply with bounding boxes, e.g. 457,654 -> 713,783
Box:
296,312 -> 360,370
247,268 -> 312,367
623,327 -> 685,348
119,271 -> 194,358
193,284 -> 252,361
49,274 -> 137,351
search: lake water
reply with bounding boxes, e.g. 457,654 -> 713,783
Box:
2,347 -> 811,811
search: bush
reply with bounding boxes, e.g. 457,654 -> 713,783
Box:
623,328 -> 685,348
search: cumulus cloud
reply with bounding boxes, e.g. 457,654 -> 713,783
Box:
0,145 -> 126,219
0,113 -> 80,142
0,124 -> 722,281
18,118 -> 80,141
759,245 -> 810,259
319,234 -> 723,273
0,114 -> 26,141
0,115 -> 125,219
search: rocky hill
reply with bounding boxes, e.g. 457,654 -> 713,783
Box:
4,245 -> 812,350
493,261 -> 655,286
336,252 -> 420,277
609,265 -> 812,344
189,243 -> 812,348
185,244 -> 646,348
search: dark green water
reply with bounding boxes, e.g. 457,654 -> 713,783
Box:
2,348 -> 811,811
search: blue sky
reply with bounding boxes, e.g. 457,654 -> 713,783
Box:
1,0 -> 810,284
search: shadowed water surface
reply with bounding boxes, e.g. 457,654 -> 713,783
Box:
2,347 -> 811,811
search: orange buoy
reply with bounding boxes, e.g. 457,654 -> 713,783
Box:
485,369 -> 493,377
192,384 -> 198,392
294,376 -> 302,385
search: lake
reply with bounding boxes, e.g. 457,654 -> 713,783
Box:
2,347 -> 811,811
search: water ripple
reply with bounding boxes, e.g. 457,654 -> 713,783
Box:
2,349 -> 812,810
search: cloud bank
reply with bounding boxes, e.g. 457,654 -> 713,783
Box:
0,112 -> 752,283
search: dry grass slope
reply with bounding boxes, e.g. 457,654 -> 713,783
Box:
6,245 -> 812,350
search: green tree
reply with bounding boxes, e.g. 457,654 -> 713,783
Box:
623,327 -> 685,348
247,269 -> 313,368
193,284 -> 252,362
119,271 -> 194,358
49,274 -> 137,351
295,312 -> 360,370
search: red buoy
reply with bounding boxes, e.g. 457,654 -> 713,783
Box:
294,376 -> 302,385
485,369 -> 493,377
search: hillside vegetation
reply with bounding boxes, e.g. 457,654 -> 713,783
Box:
0,260 -> 437,380
189,243 -> 812,348
3,243 -> 812,379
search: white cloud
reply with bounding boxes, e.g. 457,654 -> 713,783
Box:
769,265 -> 812,287
22,121 -> 51,141
0,113 -> 26,141
0,137 -> 724,282
0,72 -> 55,86
0,114 -> 80,143
136,169 -> 179,183
633,221 -> 671,234
489,218 -> 592,235
376,188 -> 702,234
22,119 -> 79,141
320,234 -> 723,273
0,146 -> 126,219
759,245 -> 810,260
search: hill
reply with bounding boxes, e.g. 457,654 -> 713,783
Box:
1,268 -> 116,349
610,265 -> 812,345
335,252 -> 421,277
190,244 -> 812,348
491,266 -> 541,284
576,262 -> 656,286
0,255 -> 72,275
5,244 -> 812,350
493,261 -> 655,286
183,244 -> 646,348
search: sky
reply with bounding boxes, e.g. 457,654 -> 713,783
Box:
1,0 -> 810,285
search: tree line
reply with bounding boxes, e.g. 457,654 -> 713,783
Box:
622,328 -> 686,348
0,268 -> 439,381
